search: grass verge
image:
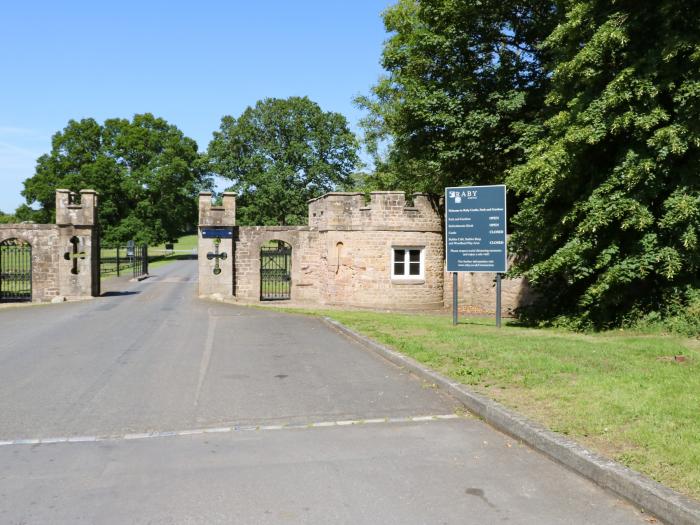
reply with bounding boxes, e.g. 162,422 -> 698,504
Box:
280,307 -> 700,500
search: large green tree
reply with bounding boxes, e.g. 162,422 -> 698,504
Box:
508,0 -> 700,327
356,0 -> 560,194
208,97 -> 359,225
21,114 -> 209,244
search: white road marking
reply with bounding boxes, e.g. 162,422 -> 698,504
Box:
0,414 -> 461,448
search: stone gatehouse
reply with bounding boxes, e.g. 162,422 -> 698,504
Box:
0,189 -> 100,302
198,191 -> 530,312
0,190 -> 528,313
0,187 -> 528,312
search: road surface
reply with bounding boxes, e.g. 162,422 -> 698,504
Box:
0,260 -> 650,524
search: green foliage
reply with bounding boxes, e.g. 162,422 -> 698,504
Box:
508,0 -> 700,328
356,0 -> 560,194
20,114 -> 210,244
0,210 -> 17,224
208,97 -> 359,225
628,287 -> 700,337
365,0 -> 700,328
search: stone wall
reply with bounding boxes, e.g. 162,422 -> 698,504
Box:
308,191 -> 440,232
234,226 -> 320,302
317,229 -> 444,309
443,247 -> 534,316
0,189 -> 100,302
310,192 -> 444,309
0,225 -> 61,301
196,190 -> 533,312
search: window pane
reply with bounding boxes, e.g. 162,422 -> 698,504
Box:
409,262 -> 420,275
394,262 -> 405,275
409,250 -> 420,262
394,249 -> 405,262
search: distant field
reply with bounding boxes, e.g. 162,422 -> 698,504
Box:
150,234 -> 198,254
100,234 -> 198,279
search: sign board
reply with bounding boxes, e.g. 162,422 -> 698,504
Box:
445,185 -> 507,273
126,240 -> 135,257
201,227 -> 233,239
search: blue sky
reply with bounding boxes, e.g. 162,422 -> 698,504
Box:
0,0 -> 394,213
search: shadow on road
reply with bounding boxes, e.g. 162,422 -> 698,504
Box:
101,291 -> 141,297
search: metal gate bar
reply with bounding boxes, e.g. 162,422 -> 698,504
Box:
260,244 -> 291,301
0,238 -> 32,302
100,242 -> 148,278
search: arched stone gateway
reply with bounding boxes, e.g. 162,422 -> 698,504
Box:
0,238 -> 32,302
260,240 -> 292,301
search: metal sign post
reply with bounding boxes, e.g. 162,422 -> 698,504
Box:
452,272 -> 458,325
496,273 -> 502,328
445,185 -> 507,327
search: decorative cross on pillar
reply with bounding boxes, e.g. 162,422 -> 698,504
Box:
63,237 -> 86,275
206,237 -> 227,275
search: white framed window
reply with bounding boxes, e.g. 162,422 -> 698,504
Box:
391,247 -> 424,279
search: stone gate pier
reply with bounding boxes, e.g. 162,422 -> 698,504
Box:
197,192 -> 236,297
0,189 -> 100,303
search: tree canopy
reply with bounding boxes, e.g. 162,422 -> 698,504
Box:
20,114 -> 209,244
208,96 -> 359,225
508,0 -> 700,328
356,0 -> 560,194
363,0 -> 700,328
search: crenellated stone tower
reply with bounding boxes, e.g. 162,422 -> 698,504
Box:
197,192 -> 236,297
55,189 -> 100,299
307,191 -> 444,309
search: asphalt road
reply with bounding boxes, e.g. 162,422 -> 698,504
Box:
0,261 -> 650,524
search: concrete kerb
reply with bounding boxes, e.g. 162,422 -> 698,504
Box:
322,317 -> 700,525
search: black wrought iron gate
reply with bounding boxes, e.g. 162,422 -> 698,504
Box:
260,243 -> 291,300
0,238 -> 32,302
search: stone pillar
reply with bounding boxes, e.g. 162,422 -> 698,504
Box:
198,192 -> 236,297
56,189 -> 100,299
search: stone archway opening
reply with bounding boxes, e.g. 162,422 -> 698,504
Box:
0,238 -> 32,302
260,240 -> 292,301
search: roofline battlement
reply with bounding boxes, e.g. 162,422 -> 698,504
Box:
198,191 -> 236,227
55,189 -> 98,227
308,191 -> 439,231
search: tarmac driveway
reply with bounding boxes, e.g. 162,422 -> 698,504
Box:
0,260 -> 650,524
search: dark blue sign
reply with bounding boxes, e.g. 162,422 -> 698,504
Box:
445,185 -> 507,273
201,228 -> 233,239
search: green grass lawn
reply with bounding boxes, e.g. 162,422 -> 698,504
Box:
151,234 -> 198,252
279,308 -> 700,500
